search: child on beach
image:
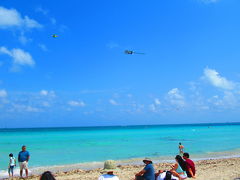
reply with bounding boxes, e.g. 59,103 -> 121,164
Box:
8,153 -> 16,178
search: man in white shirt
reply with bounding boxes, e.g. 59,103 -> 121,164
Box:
98,160 -> 120,180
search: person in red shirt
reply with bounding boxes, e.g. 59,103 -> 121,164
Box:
183,152 -> 196,178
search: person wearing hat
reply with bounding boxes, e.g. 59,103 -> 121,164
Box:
98,160 -> 120,180
135,158 -> 155,180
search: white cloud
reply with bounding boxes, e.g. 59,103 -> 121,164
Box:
36,7 -> 56,25
11,49 -> 34,66
25,106 -> 41,112
208,95 -> 223,106
0,89 -> 7,98
35,7 -> 48,15
109,99 -> 118,105
40,90 -> 48,96
40,90 -> 55,97
167,88 -> 185,107
223,91 -> 238,106
154,98 -> 161,105
203,68 -> 235,90
23,16 -> 42,29
0,46 -> 35,67
19,34 -> 32,45
9,104 -> 41,112
149,104 -> 157,112
68,100 -> 86,107
208,92 -> 238,108
0,6 -> 42,29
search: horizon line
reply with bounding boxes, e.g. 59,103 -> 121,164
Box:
0,121 -> 240,130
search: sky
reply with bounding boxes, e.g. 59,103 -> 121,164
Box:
1,0 -> 240,128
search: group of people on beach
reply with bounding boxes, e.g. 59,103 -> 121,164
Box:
6,143 -> 195,180
6,145 -> 30,179
98,143 -> 195,180
6,145 -> 56,180
136,152 -> 195,180
135,143 -> 195,180
98,153 -> 195,180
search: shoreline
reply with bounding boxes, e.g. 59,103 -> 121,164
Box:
1,157 -> 240,180
1,150 -> 240,177
18,149 -> 240,173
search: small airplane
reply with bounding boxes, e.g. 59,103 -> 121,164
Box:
124,50 -> 145,55
52,34 -> 58,38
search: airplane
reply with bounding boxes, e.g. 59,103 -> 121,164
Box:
52,34 -> 58,38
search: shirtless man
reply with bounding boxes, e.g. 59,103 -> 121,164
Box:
178,143 -> 184,155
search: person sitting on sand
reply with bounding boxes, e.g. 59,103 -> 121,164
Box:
40,171 -> 56,180
8,153 -> 16,178
183,153 -> 195,178
135,158 -> 155,180
156,171 -> 179,180
178,143 -> 184,155
170,155 -> 187,180
98,160 -> 120,180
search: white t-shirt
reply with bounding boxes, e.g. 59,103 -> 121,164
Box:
156,172 -> 179,180
9,157 -> 16,166
98,174 -> 120,180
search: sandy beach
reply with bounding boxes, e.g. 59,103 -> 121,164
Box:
5,157 -> 240,180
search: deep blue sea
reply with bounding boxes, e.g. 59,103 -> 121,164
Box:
0,123 -> 240,171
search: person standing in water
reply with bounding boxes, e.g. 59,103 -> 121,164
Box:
8,153 -> 16,178
178,142 -> 184,155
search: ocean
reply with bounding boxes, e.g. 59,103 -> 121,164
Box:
0,123 -> 240,173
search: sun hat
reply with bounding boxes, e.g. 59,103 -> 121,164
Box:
101,160 -> 119,173
143,158 -> 153,163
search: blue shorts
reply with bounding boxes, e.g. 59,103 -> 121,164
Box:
8,165 -> 14,174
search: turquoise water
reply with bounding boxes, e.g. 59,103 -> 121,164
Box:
0,123 -> 240,170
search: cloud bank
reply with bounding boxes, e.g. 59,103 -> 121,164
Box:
203,68 -> 235,90
0,6 -> 42,29
68,100 -> 86,107
0,46 -> 35,67
0,89 -> 7,98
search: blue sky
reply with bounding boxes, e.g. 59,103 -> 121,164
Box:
1,0 -> 240,128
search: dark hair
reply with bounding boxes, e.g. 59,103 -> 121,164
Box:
179,142 -> 181,145
22,145 -> 26,148
9,153 -> 13,157
175,155 -> 186,171
40,171 -> 56,180
164,171 -> 172,180
183,152 -> 190,158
